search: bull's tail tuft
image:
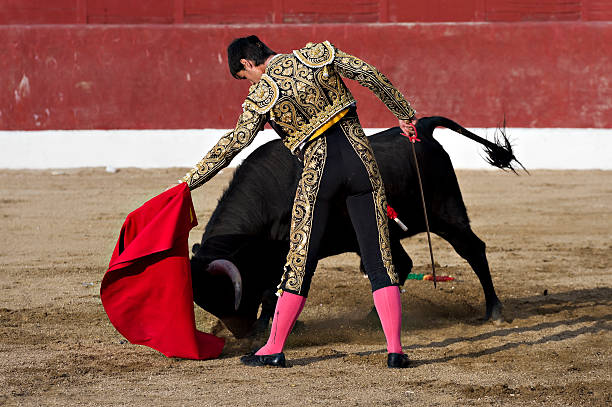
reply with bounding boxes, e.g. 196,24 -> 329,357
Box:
420,116 -> 528,174
482,118 -> 529,174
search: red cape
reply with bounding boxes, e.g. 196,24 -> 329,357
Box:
101,183 -> 224,360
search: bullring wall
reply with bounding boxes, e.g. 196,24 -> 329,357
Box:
1,1 -> 611,130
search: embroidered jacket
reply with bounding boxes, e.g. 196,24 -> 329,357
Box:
182,41 -> 416,190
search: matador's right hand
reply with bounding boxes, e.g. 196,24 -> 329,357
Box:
399,117 -> 418,136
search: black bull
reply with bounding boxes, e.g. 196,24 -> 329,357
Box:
191,116 -> 523,338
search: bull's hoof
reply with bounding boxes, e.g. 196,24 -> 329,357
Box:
240,352 -> 286,368
387,353 -> 410,368
485,300 -> 505,325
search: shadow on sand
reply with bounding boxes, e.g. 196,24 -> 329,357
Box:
287,287 -> 612,367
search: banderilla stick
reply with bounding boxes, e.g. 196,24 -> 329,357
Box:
403,123 -> 437,288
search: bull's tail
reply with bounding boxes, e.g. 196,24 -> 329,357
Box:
418,116 -> 528,174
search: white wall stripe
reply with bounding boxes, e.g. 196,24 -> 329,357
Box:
0,128 -> 610,170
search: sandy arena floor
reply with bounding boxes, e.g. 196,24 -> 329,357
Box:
0,168 -> 610,406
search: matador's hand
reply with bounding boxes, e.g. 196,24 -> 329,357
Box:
399,117 -> 418,136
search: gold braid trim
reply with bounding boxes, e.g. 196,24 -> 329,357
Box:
280,136 -> 327,294
339,117 -> 398,284
333,48 -> 416,121
180,108 -> 266,190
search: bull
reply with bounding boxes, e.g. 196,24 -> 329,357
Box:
190,116 -> 524,338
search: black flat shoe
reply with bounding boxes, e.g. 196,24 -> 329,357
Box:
240,352 -> 287,367
387,353 -> 410,368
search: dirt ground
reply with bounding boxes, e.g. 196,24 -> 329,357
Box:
0,167 -> 610,406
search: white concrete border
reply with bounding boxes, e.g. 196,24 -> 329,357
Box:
0,128 -> 610,170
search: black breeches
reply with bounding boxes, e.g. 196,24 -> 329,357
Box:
279,112 -> 398,296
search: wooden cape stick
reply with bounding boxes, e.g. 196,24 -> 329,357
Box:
404,124 -> 437,288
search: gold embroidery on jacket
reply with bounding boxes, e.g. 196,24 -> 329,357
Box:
181,108 -> 266,190
282,136 -> 327,293
265,51 -> 354,153
339,117 -> 398,284
242,74 -> 279,114
293,40 -> 335,68
263,42 -> 414,154
333,48 -> 416,120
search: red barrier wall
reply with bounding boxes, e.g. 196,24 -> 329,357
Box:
3,0 -> 612,24
2,22 -> 610,130
2,1 -> 611,129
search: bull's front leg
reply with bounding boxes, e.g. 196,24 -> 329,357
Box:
253,288 -> 306,337
253,288 -> 277,336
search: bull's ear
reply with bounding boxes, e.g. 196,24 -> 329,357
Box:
191,256 -> 213,310
191,243 -> 201,254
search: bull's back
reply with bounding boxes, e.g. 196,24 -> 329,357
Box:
203,141 -> 300,240
205,124 -> 467,244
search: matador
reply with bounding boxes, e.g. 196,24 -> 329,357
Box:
180,35 -> 417,368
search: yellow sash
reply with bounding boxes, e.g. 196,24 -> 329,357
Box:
307,108 -> 350,142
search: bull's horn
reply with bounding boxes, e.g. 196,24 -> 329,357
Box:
206,259 -> 242,311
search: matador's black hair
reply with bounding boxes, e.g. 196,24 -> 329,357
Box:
227,35 -> 276,79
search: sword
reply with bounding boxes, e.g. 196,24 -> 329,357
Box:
402,123 -> 438,288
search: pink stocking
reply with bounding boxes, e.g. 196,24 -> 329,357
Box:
372,285 -> 404,354
256,291 -> 306,355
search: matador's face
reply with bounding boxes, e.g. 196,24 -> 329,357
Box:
235,58 -> 266,84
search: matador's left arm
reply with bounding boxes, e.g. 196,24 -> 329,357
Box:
332,46 -> 416,121
180,108 -> 267,190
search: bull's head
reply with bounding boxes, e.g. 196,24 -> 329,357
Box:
190,237 -> 288,338
191,256 -> 253,338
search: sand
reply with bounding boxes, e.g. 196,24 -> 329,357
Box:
0,168 -> 610,406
